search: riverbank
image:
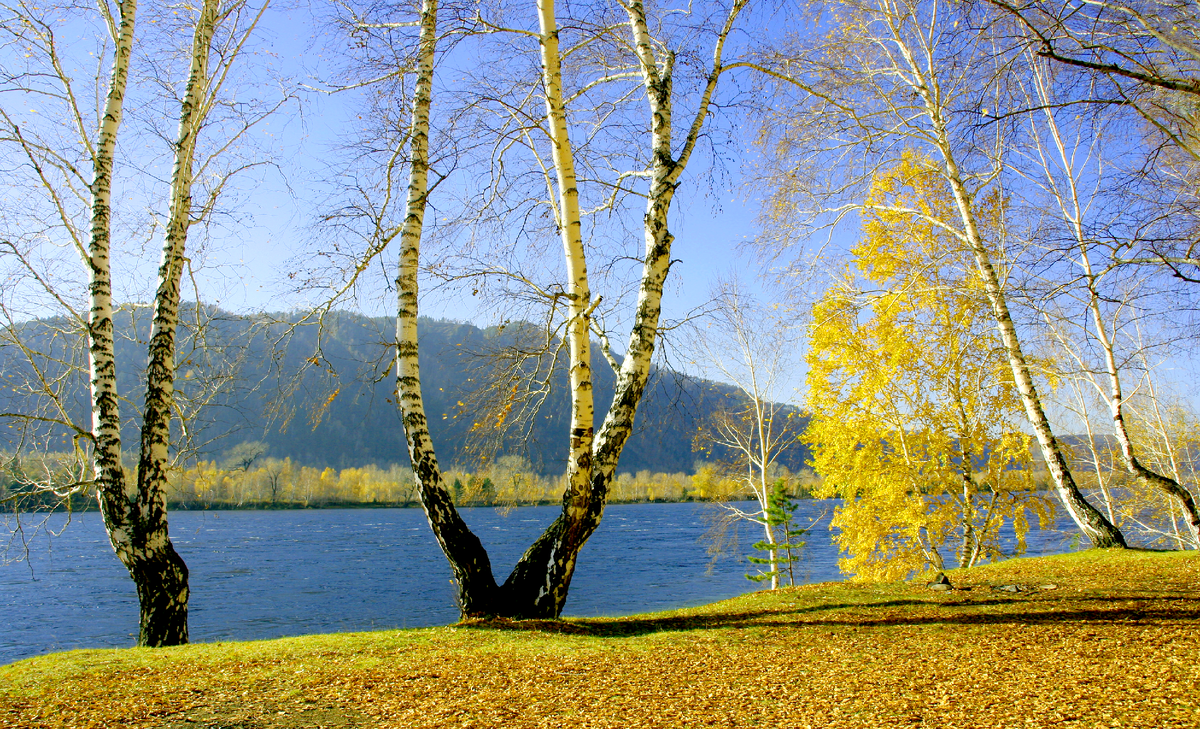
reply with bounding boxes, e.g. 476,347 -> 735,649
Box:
3,549 -> 1196,728
10,493 -> 766,513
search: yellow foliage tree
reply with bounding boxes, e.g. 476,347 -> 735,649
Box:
805,151 -> 1053,581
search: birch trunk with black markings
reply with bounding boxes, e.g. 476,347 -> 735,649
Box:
393,0 -> 749,618
877,0 -> 1126,547
91,0 -> 225,646
392,0 -> 505,615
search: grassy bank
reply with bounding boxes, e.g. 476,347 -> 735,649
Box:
2,549 -> 1197,728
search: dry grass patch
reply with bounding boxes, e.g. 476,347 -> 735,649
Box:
2,548 -> 1197,728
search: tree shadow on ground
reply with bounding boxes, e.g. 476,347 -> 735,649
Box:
459,592 -> 1200,638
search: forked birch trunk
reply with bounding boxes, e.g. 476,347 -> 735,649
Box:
89,0 -> 225,646
395,0 -> 747,619
489,0 -> 598,618
500,0 -> 750,616
87,0 -> 190,649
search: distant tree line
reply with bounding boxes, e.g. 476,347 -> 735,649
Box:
2,450 -> 818,511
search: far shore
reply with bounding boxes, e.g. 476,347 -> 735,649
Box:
9,494 -> 780,514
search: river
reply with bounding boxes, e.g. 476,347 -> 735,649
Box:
0,501 -> 1077,665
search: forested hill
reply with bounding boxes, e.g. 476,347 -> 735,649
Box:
0,308 -> 811,475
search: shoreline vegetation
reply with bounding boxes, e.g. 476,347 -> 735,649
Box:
7,495 -> 768,513
8,451 -> 1190,554
2,549 -> 1196,728
2,457 -> 823,513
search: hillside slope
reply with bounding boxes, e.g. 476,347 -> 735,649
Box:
0,308 -> 810,474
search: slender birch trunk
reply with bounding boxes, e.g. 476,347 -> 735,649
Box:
88,0 -> 137,556
755,398 -> 779,589
880,2 -> 1125,546
1085,274 -> 1200,546
393,0 -> 504,616
492,0 -> 597,618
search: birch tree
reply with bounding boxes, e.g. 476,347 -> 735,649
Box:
364,0 -> 754,618
692,283 -> 804,590
0,0 -> 273,645
756,0 -> 1126,547
805,153 -> 1051,581
1015,52 -> 1200,547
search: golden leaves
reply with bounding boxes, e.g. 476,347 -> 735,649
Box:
805,152 -> 1040,582
2,551 -> 1198,728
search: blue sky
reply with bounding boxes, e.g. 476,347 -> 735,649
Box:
185,3 -> 805,346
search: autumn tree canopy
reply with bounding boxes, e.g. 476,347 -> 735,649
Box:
805,153 -> 1054,581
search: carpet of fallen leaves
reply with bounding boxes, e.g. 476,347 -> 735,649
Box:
2,549 -> 1197,729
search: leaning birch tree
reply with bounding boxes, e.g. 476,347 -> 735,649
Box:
757,0 -> 1126,547
1016,52 -> 1200,546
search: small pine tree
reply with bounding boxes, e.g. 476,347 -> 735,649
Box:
746,479 -> 808,587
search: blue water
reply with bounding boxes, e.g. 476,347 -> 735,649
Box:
0,501 -> 1078,665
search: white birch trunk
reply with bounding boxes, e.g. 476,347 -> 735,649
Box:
87,0 -> 194,649
89,0 -> 137,546
536,0 -> 593,510
1087,284 -> 1200,546
532,0 -> 595,612
392,0 -> 503,616
592,0 -> 748,478
882,11 -> 1126,546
